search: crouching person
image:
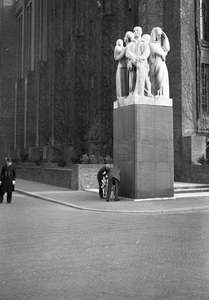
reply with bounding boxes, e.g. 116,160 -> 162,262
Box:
0,158 -> 16,204
106,166 -> 121,202
97,164 -> 111,199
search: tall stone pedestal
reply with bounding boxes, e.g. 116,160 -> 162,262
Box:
113,96 -> 174,199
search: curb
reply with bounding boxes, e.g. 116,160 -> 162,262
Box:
16,189 -> 209,215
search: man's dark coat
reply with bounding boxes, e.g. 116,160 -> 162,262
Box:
0,164 -> 16,193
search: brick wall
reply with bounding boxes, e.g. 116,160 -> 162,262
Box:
0,0 -> 17,162
16,164 -> 110,190
16,166 -> 73,189
27,72 -> 37,147
14,0 -> 186,161
185,164 -> 209,184
76,164 -> 113,190
0,0 -> 205,183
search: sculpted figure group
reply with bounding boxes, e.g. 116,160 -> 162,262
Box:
114,26 -> 170,100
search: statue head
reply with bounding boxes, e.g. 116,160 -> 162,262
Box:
142,34 -> 151,42
150,27 -> 163,43
133,26 -> 142,40
116,39 -> 123,47
124,31 -> 134,44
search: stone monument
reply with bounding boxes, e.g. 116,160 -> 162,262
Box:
113,26 -> 174,199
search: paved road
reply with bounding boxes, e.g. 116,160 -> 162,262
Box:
0,192 -> 209,300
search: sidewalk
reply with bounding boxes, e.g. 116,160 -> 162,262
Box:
15,179 -> 209,214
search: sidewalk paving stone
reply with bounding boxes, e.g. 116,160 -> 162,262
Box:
15,179 -> 209,214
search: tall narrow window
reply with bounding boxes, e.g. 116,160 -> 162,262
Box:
38,0 -> 47,61
200,0 -> 209,41
17,13 -> 23,78
55,0 -> 64,48
26,1 -> 35,70
76,0 -> 84,35
59,0 -> 64,48
27,3 -> 31,69
201,63 -> 209,112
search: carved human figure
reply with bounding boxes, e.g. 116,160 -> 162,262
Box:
141,34 -> 152,96
114,39 -> 126,100
149,27 -> 170,98
114,39 -> 124,55
142,34 -> 151,42
114,33 -> 134,100
125,26 -> 150,96
124,31 -> 135,46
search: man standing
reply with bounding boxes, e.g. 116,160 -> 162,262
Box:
106,166 -> 121,202
0,157 -> 16,203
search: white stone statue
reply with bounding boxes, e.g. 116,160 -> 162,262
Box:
114,32 -> 134,100
142,34 -> 151,42
125,26 -> 151,96
149,27 -> 170,98
114,39 -> 124,55
142,34 -> 152,96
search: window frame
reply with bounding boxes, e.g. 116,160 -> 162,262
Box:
17,11 -> 24,79
201,63 -> 209,113
200,0 -> 209,42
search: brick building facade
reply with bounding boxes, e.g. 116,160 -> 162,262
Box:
0,0 -> 209,181
0,0 -> 17,162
